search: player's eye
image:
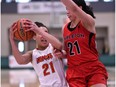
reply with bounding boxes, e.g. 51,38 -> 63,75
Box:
45,30 -> 48,33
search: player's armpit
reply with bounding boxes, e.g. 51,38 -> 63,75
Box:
22,51 -> 32,64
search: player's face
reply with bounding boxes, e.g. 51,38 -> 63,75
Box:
66,6 -> 82,21
66,8 -> 77,21
35,27 -> 49,49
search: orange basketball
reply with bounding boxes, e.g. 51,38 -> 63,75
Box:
14,18 -> 35,41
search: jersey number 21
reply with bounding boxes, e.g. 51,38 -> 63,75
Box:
42,61 -> 55,76
68,40 -> 81,55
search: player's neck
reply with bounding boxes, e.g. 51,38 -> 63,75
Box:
36,45 -> 48,50
70,20 -> 80,28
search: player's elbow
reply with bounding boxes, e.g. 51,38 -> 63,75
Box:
53,41 -> 63,50
16,61 -> 25,65
16,59 -> 28,65
57,43 -> 63,50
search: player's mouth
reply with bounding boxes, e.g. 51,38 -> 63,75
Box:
67,14 -> 71,18
41,39 -> 47,43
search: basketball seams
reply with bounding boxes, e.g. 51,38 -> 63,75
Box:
21,20 -> 27,41
14,21 -> 23,41
26,28 -> 28,41
17,20 -> 24,41
14,18 -> 35,41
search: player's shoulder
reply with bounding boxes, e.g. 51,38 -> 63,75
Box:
62,22 -> 71,34
25,50 -> 33,56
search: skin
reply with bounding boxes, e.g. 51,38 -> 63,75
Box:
61,0 -> 96,34
9,20 -> 62,64
60,0 -> 106,87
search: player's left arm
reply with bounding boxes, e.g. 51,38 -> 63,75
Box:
24,20 -> 62,50
37,27 -> 63,50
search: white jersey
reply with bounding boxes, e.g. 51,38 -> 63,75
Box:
32,43 -> 68,87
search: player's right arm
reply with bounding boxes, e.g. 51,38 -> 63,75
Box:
9,23 -> 32,64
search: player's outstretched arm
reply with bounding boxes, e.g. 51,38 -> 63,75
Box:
25,21 -> 62,50
60,0 -> 95,33
9,23 -> 32,64
36,27 -> 62,50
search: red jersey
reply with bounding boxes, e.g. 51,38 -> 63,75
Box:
63,22 -> 99,67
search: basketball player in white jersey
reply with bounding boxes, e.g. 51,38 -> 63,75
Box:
9,20 -> 68,87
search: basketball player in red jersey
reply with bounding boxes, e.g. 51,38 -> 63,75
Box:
59,0 -> 108,87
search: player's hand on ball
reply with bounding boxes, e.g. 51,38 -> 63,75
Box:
24,22 -> 39,33
24,22 -> 43,35
12,18 -> 35,41
9,22 -> 17,40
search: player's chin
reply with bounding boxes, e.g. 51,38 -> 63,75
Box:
41,43 -> 49,47
67,15 -> 71,19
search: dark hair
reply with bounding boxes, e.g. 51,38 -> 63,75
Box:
34,22 -> 47,28
72,0 -> 96,18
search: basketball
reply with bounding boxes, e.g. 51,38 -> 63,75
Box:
14,18 -> 35,41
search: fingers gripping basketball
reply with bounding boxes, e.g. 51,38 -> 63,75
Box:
14,18 -> 35,41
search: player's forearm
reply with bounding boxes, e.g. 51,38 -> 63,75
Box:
38,30 -> 62,50
10,39 -> 27,64
61,0 -> 77,11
